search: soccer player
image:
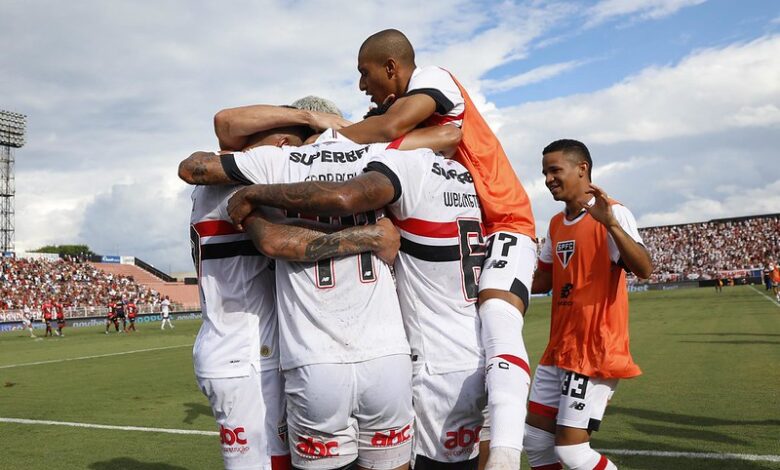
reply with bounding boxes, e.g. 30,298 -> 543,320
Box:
771,263 -> 780,301
54,299 -> 66,337
225,136 -> 493,470
42,299 -> 54,337
345,30 -> 537,470
114,298 -> 127,333
180,103 -> 413,470
126,299 -> 138,332
22,304 -> 35,338
160,296 -> 173,330
524,139 -> 653,470
105,300 -> 119,334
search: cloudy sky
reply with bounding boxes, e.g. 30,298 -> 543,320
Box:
2,0 -> 778,274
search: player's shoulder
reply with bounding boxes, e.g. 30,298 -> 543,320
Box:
409,66 -> 457,90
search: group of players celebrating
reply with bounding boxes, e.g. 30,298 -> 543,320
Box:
179,29 -> 653,470
105,297 -> 138,334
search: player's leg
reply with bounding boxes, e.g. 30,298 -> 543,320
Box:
552,371 -> 618,470
354,354 -> 414,470
524,365 -> 563,470
477,232 -> 536,470
285,362 -> 358,470
410,364 -> 485,470
105,319 -> 110,334
198,366 -> 286,470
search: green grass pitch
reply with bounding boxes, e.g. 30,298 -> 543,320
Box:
1,285 -> 778,469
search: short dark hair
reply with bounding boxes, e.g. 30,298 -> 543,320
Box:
543,139 -> 593,180
359,29 -> 416,67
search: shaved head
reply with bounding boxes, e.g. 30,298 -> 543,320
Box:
359,29 -> 415,66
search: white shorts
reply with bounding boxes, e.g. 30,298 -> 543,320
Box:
197,366 -> 289,470
479,232 -> 536,308
528,365 -> 618,431
285,354 -> 414,470
412,365 -> 486,463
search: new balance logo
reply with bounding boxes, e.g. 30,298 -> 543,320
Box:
569,402 -> 586,411
296,436 -> 339,458
371,424 -> 412,447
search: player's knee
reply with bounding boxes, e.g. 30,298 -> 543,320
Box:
479,299 -> 528,360
523,424 -> 558,468
554,442 -> 614,469
414,455 -> 477,470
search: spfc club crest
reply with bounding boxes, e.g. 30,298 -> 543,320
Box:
556,240 -> 575,268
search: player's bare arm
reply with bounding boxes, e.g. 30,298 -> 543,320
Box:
244,212 -> 400,265
228,172 -> 396,229
398,125 -> 462,157
581,183 -> 654,279
178,151 -> 233,185
215,105 -> 351,151
339,94 -> 437,143
531,269 -> 552,294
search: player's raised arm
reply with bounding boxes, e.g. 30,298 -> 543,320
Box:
396,125 -> 462,157
581,183 -> 654,279
227,171 -> 398,229
215,104 -> 351,151
178,151 -> 234,185
339,94 -> 436,143
243,211 -> 400,265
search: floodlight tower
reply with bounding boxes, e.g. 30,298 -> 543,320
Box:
0,110 -> 26,253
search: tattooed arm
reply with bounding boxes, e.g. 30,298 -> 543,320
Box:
178,151 -> 234,185
244,211 -> 400,265
228,171 -> 396,230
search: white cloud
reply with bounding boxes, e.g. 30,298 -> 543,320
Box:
638,179 -> 780,227
586,0 -> 707,27
497,35 -> 780,151
492,35 -> 780,238
482,60 -> 589,93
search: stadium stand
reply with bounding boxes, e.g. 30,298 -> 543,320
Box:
0,255 -> 199,321
91,262 -> 200,308
638,213 -> 779,283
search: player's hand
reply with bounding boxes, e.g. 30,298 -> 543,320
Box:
580,183 -> 617,227
307,111 -> 352,132
374,218 -> 400,266
227,186 -> 257,231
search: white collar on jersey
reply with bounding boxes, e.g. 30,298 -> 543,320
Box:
314,128 -> 355,144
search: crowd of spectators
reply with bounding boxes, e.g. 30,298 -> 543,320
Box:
0,257 -> 163,316
638,214 -> 780,283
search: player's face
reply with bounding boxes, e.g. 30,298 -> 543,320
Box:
542,151 -> 584,202
357,55 -> 393,105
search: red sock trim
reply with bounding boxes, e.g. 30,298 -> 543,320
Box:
593,455 -> 608,470
272,454 -> 291,470
528,401 -> 558,419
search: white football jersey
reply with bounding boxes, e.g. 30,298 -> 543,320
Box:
224,131 -> 410,370
406,66 -> 465,128
366,149 -> 486,374
190,185 -> 278,379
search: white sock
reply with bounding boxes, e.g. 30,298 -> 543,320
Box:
480,298 -> 531,451
555,442 -> 616,469
524,425 -> 560,469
